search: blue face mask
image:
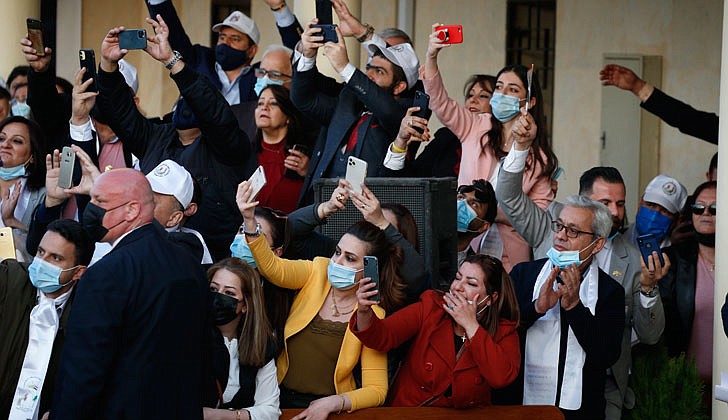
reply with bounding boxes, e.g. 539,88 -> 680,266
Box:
546,238 -> 598,269
0,161 -> 28,180
635,206 -> 673,242
29,258 -> 79,293
326,260 -> 362,290
230,235 -> 257,268
11,100 -> 31,119
457,199 -> 484,233
489,92 -> 524,123
254,75 -> 285,97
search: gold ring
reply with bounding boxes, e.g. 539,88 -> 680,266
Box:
336,193 -> 345,202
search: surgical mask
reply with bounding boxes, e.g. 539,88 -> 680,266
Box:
327,260 -> 362,290
457,199 -> 484,233
0,160 -> 29,180
172,98 -> 198,131
211,292 -> 240,325
29,258 -> 79,293
546,238 -> 598,269
230,235 -> 257,268
82,201 -> 128,243
489,92 -> 524,123
635,206 -> 672,242
10,100 -> 31,119
215,44 -> 249,71
254,75 -> 284,97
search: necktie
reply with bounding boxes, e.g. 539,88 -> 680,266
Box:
345,112 -> 371,153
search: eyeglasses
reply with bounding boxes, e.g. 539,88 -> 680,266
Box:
254,68 -> 292,82
551,221 -> 595,239
690,203 -> 716,216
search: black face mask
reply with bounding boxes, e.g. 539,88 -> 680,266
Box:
82,202 -> 110,242
696,232 -> 715,248
172,98 -> 198,131
211,292 -> 240,326
215,44 -> 249,71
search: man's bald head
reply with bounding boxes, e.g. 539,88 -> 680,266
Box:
89,169 -> 155,243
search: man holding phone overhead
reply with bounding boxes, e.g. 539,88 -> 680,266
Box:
292,20 -> 419,206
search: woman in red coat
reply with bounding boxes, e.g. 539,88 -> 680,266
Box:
351,254 -> 520,408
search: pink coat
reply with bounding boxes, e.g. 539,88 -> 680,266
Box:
422,69 -> 555,270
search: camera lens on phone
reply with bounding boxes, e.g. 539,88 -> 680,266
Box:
138,30 -> 145,38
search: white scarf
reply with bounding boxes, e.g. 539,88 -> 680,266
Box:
523,259 -> 599,410
9,290 -> 71,420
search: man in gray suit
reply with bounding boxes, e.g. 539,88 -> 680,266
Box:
496,141 -> 667,419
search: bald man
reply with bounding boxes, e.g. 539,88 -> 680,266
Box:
50,169 -> 210,420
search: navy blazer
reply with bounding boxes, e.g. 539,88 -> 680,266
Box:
508,259 -> 625,420
291,65 -> 410,205
50,224 -> 211,420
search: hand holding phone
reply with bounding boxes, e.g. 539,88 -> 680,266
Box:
310,24 -> 339,43
363,256 -> 380,303
345,157 -> 367,194
0,227 -> 16,260
26,18 -> 45,56
247,166 -> 267,203
58,147 -> 76,190
435,25 -> 463,44
79,49 -> 98,93
412,91 -> 431,134
637,234 -> 665,267
119,29 -> 148,50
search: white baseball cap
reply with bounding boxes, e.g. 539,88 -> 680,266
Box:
367,43 -> 419,90
212,11 -> 260,45
146,160 -> 194,209
642,174 -> 688,215
118,59 -> 139,95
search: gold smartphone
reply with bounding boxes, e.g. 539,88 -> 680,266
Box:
0,227 -> 16,260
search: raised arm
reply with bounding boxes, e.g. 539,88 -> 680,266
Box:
145,0 -> 198,63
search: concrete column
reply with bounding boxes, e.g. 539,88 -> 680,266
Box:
294,0 -> 362,79
0,0 -> 41,83
713,1 -> 728,418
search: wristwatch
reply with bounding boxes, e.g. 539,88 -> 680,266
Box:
640,285 -> 659,298
241,222 -> 262,237
164,50 -> 183,70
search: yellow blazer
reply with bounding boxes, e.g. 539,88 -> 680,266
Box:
248,235 -> 388,411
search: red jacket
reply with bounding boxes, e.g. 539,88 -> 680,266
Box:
350,290 -> 520,408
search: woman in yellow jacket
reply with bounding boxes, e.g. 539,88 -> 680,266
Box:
236,180 -> 407,419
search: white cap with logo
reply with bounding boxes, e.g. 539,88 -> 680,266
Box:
367,43 -> 419,90
642,174 -> 688,215
212,11 -> 260,45
146,160 -> 194,209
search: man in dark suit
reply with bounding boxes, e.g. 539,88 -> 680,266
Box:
0,220 -> 94,420
291,21 -> 418,205
508,195 -> 625,420
49,169 -> 210,420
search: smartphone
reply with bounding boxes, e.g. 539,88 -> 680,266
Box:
79,49 -> 98,93
412,90 -> 431,134
637,234 -> 665,267
315,0 -> 333,25
248,166 -> 267,203
311,24 -> 338,43
285,144 -> 311,179
363,256 -> 380,303
119,29 -> 148,50
57,147 -> 76,190
0,227 -> 16,260
434,25 -> 463,44
345,156 -> 367,194
27,18 -> 45,56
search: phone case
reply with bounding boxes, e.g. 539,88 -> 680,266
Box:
345,156 -> 368,194
315,0 -> 333,24
79,49 -> 98,93
311,24 -> 338,43
27,19 -> 45,56
637,234 -> 664,266
363,256 -> 380,303
435,25 -> 463,44
58,147 -> 76,189
0,227 -> 16,260
119,29 -> 147,50
412,91 -> 431,133
248,166 -> 267,203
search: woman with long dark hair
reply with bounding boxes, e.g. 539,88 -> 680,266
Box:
352,254 -> 520,407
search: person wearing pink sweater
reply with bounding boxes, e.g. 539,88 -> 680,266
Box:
419,24 -> 558,271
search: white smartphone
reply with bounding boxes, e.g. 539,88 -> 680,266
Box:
248,166 -> 267,203
0,227 -> 16,260
345,156 -> 368,194
58,147 -> 76,189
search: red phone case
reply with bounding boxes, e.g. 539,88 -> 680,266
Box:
435,25 -> 463,44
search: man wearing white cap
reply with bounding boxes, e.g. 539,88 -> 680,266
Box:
624,174 -> 688,248
293,21 -> 419,205
146,0 -> 301,105
146,159 -> 213,264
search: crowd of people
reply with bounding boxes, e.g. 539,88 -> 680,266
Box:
0,1 -> 722,420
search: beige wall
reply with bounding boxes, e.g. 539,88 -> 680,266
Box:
0,0 -> 40,83
553,0 -> 721,198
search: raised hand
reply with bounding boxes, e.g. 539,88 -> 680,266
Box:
301,19 -> 324,59
318,179 -> 350,219
235,180 -> 259,235
355,276 -> 378,331
639,251 -> 671,292
535,266 -> 561,314
71,68 -> 99,125
350,183 -> 388,229
599,64 -> 646,95
65,145 -> 101,196
20,36 -> 52,73
144,15 -> 174,64
331,0 -> 367,38
100,26 -> 129,72
44,150 -> 72,207
394,106 -> 430,151
1,180 -> 26,231
510,107 -> 538,151
323,26 -> 349,73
